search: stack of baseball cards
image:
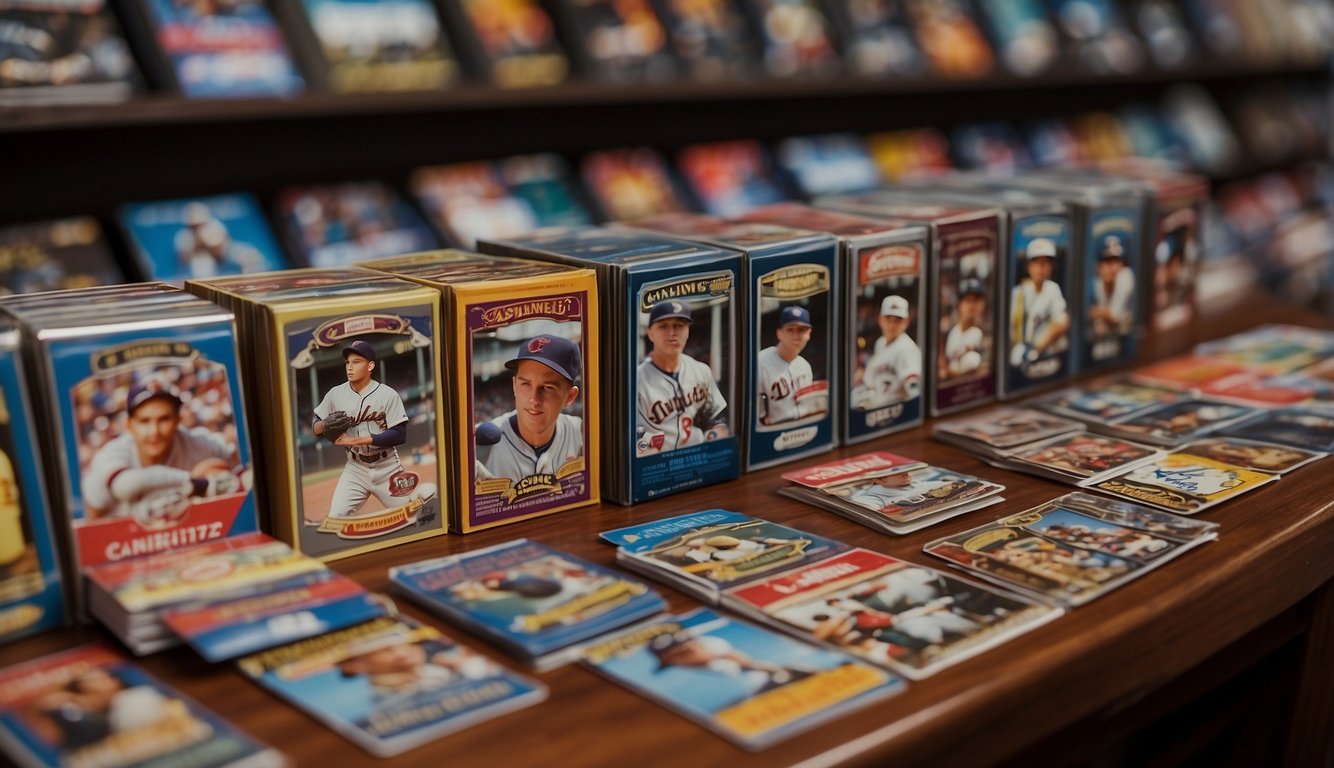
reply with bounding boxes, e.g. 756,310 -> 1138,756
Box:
816,190 -> 1003,416
1091,398 -> 1260,447
359,249 -> 599,533
778,450 -> 1005,535
479,228 -> 742,504
237,615 -> 547,757
390,538 -> 666,670
581,607 -> 904,751
598,509 -> 849,603
84,532 -> 389,658
924,491 -> 1219,606
186,268 -> 446,561
0,284 -> 259,616
0,644 -> 286,768
735,203 -> 928,445
626,210 -> 842,469
932,406 -> 1084,459
997,431 -> 1161,485
723,548 -> 1061,679
0,319 -> 66,644
1030,376 -> 1182,423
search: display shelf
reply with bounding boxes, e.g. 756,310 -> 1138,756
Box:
1,290 -> 1330,768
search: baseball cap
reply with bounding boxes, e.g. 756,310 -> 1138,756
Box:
1099,235 -> 1125,260
960,278 -> 986,298
1026,238 -> 1057,259
506,333 -> 582,382
342,339 -> 377,363
880,295 -> 909,318
648,631 -> 693,670
648,300 -> 692,325
779,305 -> 812,328
126,379 -> 182,414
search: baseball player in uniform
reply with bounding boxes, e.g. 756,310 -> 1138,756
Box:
82,379 -> 240,524
313,340 -> 424,524
636,300 -> 728,455
1088,235 -> 1135,338
476,333 -> 584,480
857,295 -> 922,409
757,305 -> 816,426
944,278 -> 987,377
1009,237 -> 1070,367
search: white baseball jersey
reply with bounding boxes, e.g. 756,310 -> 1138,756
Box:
1092,267 -> 1135,335
1011,279 -> 1069,352
478,411 -> 583,480
862,333 -> 922,406
82,428 -> 234,516
846,475 -> 949,512
314,381 -> 409,519
636,355 -> 725,452
944,323 -> 985,375
756,346 -> 813,425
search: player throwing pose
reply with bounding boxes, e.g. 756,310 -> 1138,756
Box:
636,300 -> 728,455
757,305 -> 817,426
477,333 -> 584,480
944,278 -> 988,377
313,340 -> 429,525
856,294 -> 921,409
1009,237 -> 1070,368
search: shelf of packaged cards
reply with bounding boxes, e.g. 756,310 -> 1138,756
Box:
0,59 -> 1327,134
2,290 -> 1332,768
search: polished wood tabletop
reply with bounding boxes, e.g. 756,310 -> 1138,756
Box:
4,291 -> 1332,768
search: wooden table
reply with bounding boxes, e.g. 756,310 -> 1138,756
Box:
4,292 -> 1332,768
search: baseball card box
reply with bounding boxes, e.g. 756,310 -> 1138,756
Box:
0,217 -> 126,296
119,193 -> 292,285
237,615 -> 547,758
816,191 -> 1003,416
0,320 -> 66,645
358,249 -> 599,533
480,227 -> 742,505
0,643 -> 286,768
389,537 -> 667,671
625,211 -> 840,469
736,203 -> 928,446
186,268 -> 448,561
581,607 -> 904,751
0,287 -> 258,616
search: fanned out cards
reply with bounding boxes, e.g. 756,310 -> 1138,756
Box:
778,451 -> 1004,534
723,548 -> 1061,680
581,607 -> 904,751
238,616 -> 546,757
0,644 -> 285,768
389,538 -> 665,671
924,492 -> 1218,606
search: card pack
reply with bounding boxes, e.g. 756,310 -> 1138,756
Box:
0,644 -> 284,768
972,0 -> 1059,76
0,217 -> 126,295
735,203 -> 927,445
736,0 -> 840,79
119,194 -> 291,284
675,140 -> 789,217
0,285 -> 258,616
359,250 -> 600,532
0,320 -> 65,644
925,491 -> 1218,605
437,0 -> 570,87
900,0 -> 994,78
238,615 -> 546,757
550,0 -> 679,82
822,0 -> 925,77
581,607 -> 903,750
187,268 -> 445,560
481,228 -> 742,504
581,147 -> 692,222
775,134 -> 880,198
817,191 -> 1003,415
652,0 -> 758,80
274,181 -> 439,267
0,0 -> 140,105
390,537 -> 666,670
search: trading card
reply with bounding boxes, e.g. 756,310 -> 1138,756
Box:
556,0 -> 679,82
865,128 -> 954,182
1105,398 -> 1257,445
1220,408 -> 1334,453
1267,356 -> 1334,408
775,134 -> 880,198
275,181 -> 438,267
1178,436 -> 1325,475
0,0 -> 140,105
973,0 -> 1057,76
901,0 -> 994,77
934,406 -> 1083,449
1129,0 -> 1198,69
676,140 -> 789,217
444,0 -> 569,87
1008,431 -> 1159,480
737,0 -> 840,79
652,0 -> 758,80
823,465 -> 1004,526
0,217 -> 125,295
951,122 -> 1030,172
823,0 -> 925,77
581,147 -> 690,221
1194,324 -> 1334,375
119,194 -> 290,284
1007,505 -> 1191,562
1048,0 -> 1145,74
283,0 -> 458,92
1086,450 -> 1276,514
1032,377 -> 1179,421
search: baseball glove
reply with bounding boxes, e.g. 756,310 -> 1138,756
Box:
321,410 -> 355,441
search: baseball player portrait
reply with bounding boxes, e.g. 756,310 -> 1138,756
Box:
474,332 -> 584,481
854,294 -> 921,410
636,300 -> 729,455
1088,234 -> 1135,339
756,305 -> 821,427
943,278 -> 988,379
1009,237 -> 1070,369
81,373 -> 243,525
310,339 -> 434,527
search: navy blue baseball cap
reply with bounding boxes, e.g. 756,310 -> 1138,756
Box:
506,334 -> 581,382
126,379 -> 182,414
342,339 -> 377,363
959,279 -> 986,298
648,300 -> 692,325
779,305 -> 812,328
